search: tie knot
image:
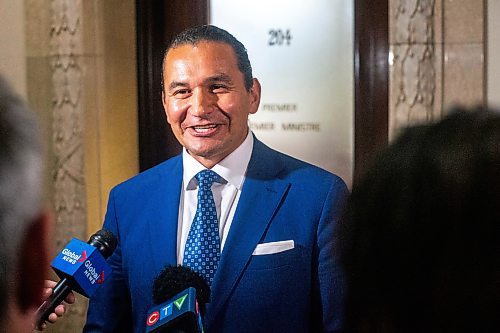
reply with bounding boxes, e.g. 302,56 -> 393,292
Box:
195,169 -> 220,189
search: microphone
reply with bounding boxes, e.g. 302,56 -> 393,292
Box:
35,229 -> 117,329
146,265 -> 211,333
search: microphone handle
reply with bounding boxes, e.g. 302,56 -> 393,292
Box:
35,277 -> 72,330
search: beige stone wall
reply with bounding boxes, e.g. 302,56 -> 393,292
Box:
442,0 -> 484,108
25,0 -> 138,331
0,0 -> 27,96
83,0 -> 139,236
390,0 -> 485,138
488,0 -> 500,107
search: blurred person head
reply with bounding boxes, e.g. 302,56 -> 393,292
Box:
338,106 -> 500,332
0,75 -> 52,331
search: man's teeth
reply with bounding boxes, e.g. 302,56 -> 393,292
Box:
193,125 -> 217,132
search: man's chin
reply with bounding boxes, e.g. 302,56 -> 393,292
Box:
186,145 -> 224,164
185,138 -> 222,155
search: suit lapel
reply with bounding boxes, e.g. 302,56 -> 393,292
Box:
146,156 -> 183,270
206,139 -> 290,326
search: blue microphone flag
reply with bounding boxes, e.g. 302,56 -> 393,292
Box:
146,287 -> 203,333
51,238 -> 111,297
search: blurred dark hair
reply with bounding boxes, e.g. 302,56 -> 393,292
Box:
162,25 -> 253,91
337,106 -> 500,332
0,76 -> 43,320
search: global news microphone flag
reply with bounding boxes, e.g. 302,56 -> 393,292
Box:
50,237 -> 112,297
35,229 -> 117,329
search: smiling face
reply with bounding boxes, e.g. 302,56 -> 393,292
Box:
162,41 -> 261,168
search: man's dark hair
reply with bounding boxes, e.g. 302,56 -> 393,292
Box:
162,25 -> 253,91
337,106 -> 500,332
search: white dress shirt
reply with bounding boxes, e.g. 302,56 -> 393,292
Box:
176,131 -> 254,264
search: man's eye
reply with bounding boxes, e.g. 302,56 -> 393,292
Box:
211,85 -> 228,93
173,89 -> 190,97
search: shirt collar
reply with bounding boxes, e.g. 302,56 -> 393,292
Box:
182,130 -> 254,190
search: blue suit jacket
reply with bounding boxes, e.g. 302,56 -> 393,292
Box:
84,138 -> 348,333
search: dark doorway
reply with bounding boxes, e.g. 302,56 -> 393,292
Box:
136,0 -> 210,171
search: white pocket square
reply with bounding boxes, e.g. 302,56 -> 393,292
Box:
252,240 -> 295,255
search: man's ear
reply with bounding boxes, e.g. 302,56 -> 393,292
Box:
249,78 -> 261,115
16,210 -> 53,312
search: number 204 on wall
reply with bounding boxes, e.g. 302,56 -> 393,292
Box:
268,29 -> 292,46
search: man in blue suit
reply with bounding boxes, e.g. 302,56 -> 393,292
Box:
84,25 -> 348,332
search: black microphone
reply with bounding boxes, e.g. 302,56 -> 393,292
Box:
146,265 -> 211,333
35,229 -> 117,329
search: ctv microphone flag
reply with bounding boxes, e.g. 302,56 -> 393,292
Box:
146,287 -> 204,333
147,265 -> 210,333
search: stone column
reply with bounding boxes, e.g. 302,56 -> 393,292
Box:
389,0 -> 485,138
27,0 -> 89,331
26,0 -> 138,330
390,0 -> 441,138
49,0 -> 87,249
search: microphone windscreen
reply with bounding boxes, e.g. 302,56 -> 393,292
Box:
152,265 -> 210,314
88,229 -> 118,258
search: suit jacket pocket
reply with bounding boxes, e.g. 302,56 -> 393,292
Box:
246,245 -> 306,270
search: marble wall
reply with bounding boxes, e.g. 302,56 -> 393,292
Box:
488,0 -> 500,107
389,0 -> 485,138
25,0 -> 138,331
0,0 -> 27,95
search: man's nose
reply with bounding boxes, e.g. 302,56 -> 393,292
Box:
190,88 -> 213,116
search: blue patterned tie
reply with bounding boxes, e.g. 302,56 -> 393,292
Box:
183,169 -> 221,285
